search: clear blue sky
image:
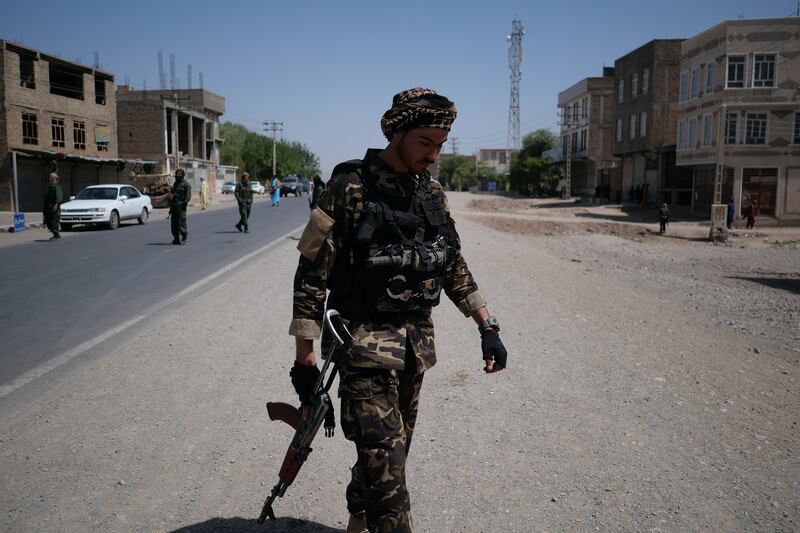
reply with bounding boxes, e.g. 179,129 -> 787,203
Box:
1,0 -> 795,176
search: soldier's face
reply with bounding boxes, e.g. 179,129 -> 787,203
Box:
396,128 -> 447,174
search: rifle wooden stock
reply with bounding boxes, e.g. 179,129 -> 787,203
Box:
278,447 -> 302,486
267,402 -> 301,430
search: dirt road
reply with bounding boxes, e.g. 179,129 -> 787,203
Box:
1,192 -> 797,532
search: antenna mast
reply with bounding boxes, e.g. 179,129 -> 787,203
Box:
507,18 -> 524,154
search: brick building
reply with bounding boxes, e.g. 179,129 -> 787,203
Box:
0,40 -> 121,212
478,148 -> 511,175
557,68 -> 619,197
116,86 -> 225,195
612,39 -> 693,206
675,17 -> 800,222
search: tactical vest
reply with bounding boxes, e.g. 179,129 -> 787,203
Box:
329,162 -> 451,317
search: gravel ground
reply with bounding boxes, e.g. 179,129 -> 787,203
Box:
0,192 -> 798,532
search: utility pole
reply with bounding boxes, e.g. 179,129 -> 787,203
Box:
560,106 -> 572,199
450,137 -> 458,154
709,103 -> 728,240
264,120 -> 284,178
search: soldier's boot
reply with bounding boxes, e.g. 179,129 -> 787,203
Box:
181,233 -> 188,244
235,223 -> 242,232
346,512 -> 369,533
244,225 -> 249,233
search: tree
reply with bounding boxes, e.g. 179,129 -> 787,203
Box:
438,155 -> 476,191
220,122 -> 321,180
509,128 -> 558,195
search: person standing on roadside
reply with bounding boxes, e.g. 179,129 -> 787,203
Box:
288,87 -> 508,533
726,196 -> 735,229
200,177 -> 209,210
271,175 -> 281,207
169,168 -> 191,245
309,175 -> 325,210
235,172 -> 254,233
43,172 -> 63,241
658,202 -> 669,235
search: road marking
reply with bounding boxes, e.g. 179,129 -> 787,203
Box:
0,223 -> 306,400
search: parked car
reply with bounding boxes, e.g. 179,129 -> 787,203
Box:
280,176 -> 308,197
249,181 -> 266,195
60,184 -> 153,230
222,181 -> 236,194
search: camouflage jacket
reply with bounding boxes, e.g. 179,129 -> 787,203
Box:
289,149 -> 486,373
44,183 -> 63,210
235,180 -> 253,203
170,179 -> 192,210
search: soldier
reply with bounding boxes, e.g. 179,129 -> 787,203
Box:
234,172 -> 254,233
169,168 -> 191,244
43,172 -> 63,240
288,88 -> 508,533
309,175 -> 325,210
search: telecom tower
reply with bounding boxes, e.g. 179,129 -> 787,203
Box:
507,18 -> 524,153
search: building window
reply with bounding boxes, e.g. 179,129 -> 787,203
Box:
679,71 -> 689,102
702,114 -> 713,146
94,74 -> 107,105
22,113 -> 38,144
618,80 -> 624,103
688,117 -> 697,148
629,114 -> 637,140
745,113 -> 767,144
571,132 -> 578,153
19,51 -> 36,89
562,136 -> 568,155
690,67 -> 700,99
498,151 -> 507,165
677,119 -> 686,149
49,63 -> 85,100
579,129 -> 587,151
616,118 -> 622,142
51,117 -> 65,148
725,112 -> 739,144
640,112 -> 648,138
73,121 -> 86,150
794,112 -> 800,144
582,97 -> 588,118
631,72 -> 638,98
642,68 -> 649,95
490,150 -> 497,160
705,62 -> 716,94
752,54 -> 776,88
727,55 -> 746,88
95,124 -> 110,152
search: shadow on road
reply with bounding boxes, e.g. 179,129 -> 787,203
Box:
213,230 -> 243,234
169,516 -> 344,532
730,276 -> 800,295
146,242 -> 178,246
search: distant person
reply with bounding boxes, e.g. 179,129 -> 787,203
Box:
270,175 -> 281,207
658,203 -> 669,235
642,183 -> 649,207
234,172 -> 254,233
200,177 -> 209,210
309,175 -> 325,210
634,184 -> 642,204
169,168 -> 191,244
43,172 -> 63,240
742,201 -> 757,229
726,196 -> 735,229
628,185 -> 635,204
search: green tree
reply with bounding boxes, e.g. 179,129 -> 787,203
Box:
509,128 -> 558,195
220,122 -> 320,180
438,155 -> 476,191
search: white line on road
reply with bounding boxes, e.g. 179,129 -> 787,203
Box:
0,223 -> 306,400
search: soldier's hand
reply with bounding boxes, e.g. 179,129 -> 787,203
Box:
290,361 -> 320,406
480,329 -> 507,373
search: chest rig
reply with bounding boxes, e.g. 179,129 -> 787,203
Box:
330,164 -> 451,317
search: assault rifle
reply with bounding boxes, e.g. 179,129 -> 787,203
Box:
257,309 -> 354,523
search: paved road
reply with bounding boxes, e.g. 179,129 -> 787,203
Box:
0,196 -> 309,406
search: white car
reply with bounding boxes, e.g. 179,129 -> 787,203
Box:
60,184 -> 153,230
249,181 -> 266,195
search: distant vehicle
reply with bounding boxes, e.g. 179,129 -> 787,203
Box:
280,176 -> 308,197
60,184 -> 152,230
249,181 -> 266,195
222,181 -> 236,194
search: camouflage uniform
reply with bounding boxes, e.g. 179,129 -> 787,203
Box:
235,176 -> 254,231
290,149 -> 486,532
170,176 -> 191,243
43,181 -> 63,237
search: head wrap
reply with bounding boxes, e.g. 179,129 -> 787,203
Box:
380,88 -> 457,141
175,168 -> 185,178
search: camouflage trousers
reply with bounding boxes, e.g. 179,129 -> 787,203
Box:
237,201 -> 252,229
44,209 -> 60,235
339,354 -> 424,533
170,207 -> 187,241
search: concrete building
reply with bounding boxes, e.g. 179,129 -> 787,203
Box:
557,68 -> 619,197
116,86 -> 225,195
478,148 -> 511,175
675,17 -> 800,223
613,39 -> 693,206
0,40 -> 121,212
